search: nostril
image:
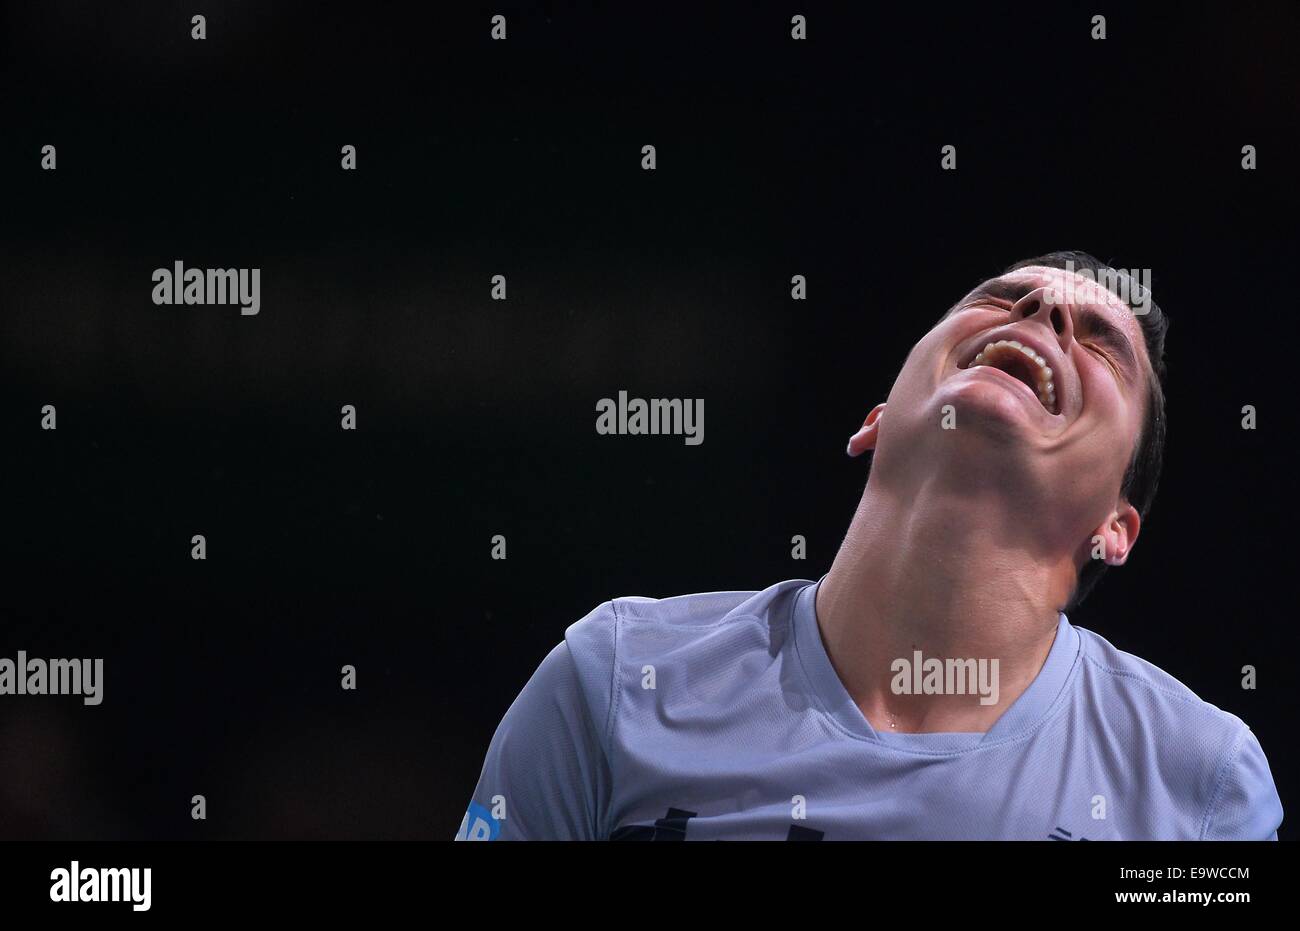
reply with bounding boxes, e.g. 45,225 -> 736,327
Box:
1022,299 -> 1040,317
1050,305 -> 1065,334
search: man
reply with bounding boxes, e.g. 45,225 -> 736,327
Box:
456,251 -> 1283,840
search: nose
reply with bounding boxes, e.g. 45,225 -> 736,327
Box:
1009,287 -> 1073,348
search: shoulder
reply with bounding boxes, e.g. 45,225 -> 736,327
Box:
566,579 -> 810,656
1073,623 -> 1245,736
1071,622 -> 1282,839
561,580 -> 812,716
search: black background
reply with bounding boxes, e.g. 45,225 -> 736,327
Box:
1,1 -> 1296,840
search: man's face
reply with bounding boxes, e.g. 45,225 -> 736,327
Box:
870,265 -> 1155,540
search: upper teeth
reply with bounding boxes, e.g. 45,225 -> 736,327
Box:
968,340 -> 1057,412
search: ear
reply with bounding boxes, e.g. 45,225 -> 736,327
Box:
1088,502 -> 1142,567
846,403 -> 888,458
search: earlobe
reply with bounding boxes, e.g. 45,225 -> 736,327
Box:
1096,505 -> 1141,567
846,403 -> 887,458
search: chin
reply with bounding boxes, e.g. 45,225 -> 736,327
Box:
934,381 -> 1047,441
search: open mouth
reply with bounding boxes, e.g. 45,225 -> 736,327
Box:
961,340 -> 1058,414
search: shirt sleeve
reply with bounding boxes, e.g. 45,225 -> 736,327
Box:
454,601 -> 618,841
1201,725 -> 1284,840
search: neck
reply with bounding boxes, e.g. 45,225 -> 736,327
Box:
814,473 -> 1073,734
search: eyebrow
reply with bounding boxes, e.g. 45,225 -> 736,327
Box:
963,279 -> 1037,306
960,278 -> 1143,379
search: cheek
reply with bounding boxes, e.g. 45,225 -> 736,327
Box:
1085,367 -> 1135,426
887,364 -> 927,406
886,359 -> 947,425
893,327 -> 959,396
1077,372 -> 1142,480
883,344 -> 932,404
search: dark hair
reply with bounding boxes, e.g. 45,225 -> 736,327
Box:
1001,251 -> 1169,612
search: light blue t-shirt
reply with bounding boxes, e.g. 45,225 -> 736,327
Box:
456,578 -> 1283,840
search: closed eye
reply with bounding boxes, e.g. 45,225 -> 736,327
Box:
1083,339 -> 1113,365
1075,307 -> 1139,379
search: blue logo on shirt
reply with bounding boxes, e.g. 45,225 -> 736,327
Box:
456,801 -> 501,841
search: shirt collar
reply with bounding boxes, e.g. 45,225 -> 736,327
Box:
790,576 -> 1081,751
